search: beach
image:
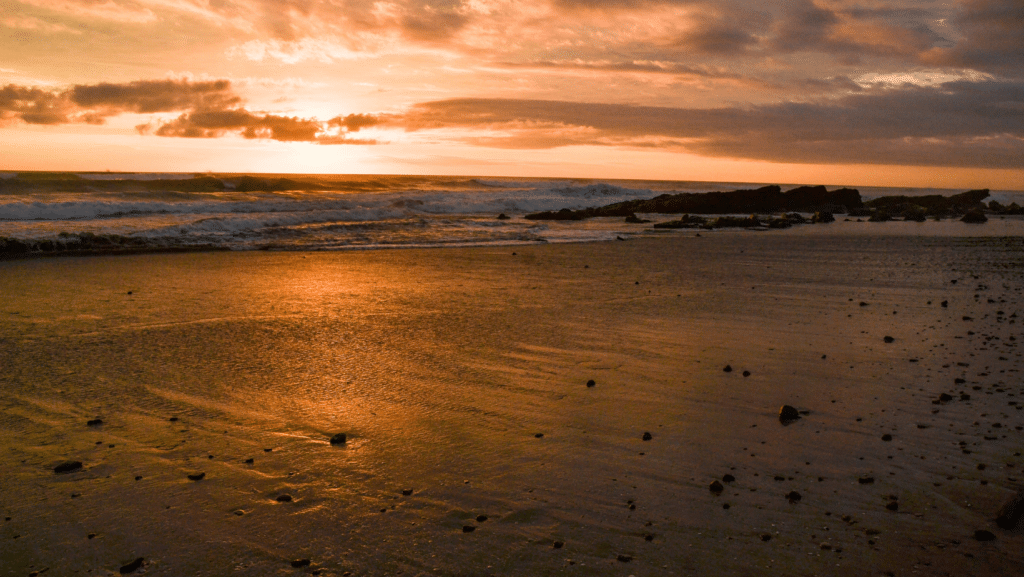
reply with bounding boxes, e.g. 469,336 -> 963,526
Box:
1,229 -> 1023,576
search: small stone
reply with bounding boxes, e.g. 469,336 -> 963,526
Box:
779,405 -> 800,423
462,525 -> 476,533
276,494 -> 293,502
886,501 -> 899,511
553,541 -> 564,549
535,433 -> 544,438
119,557 -> 144,574
881,434 -> 892,441
87,419 -> 103,426
742,370 -> 751,377
291,559 -> 311,568
996,489 -> 1024,529
329,433 -> 347,445
616,554 -> 632,562
402,489 -> 414,496
135,476 -> 142,481
709,480 -> 724,494
88,533 -> 96,539
883,336 -> 895,343
723,474 -> 735,483
938,393 -> 953,402
54,461 -> 83,474
168,417 -> 178,422
761,534 -> 772,542
642,432 -> 652,441
820,542 -> 832,550
244,458 -> 254,464
586,379 -> 596,387
187,472 -> 205,481
974,529 -> 996,542
859,477 -> 875,484
476,515 -> 488,522
723,365 -> 732,372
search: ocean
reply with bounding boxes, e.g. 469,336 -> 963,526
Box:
3,173 -> 1023,252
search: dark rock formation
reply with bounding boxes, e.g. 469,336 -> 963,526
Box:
275,494 -> 293,502
710,480 -> 724,494
496,213 -> 510,220
330,433 -> 347,445
974,529 -> 997,541
652,214 -> 707,229
187,472 -> 205,481
462,525 -> 476,533
961,209 -> 988,223
524,185 -> 862,220
290,559 -> 311,568
642,432 -> 652,441
87,418 -> 103,426
586,379 -> 596,387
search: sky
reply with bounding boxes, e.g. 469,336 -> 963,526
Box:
0,0 -> 1022,188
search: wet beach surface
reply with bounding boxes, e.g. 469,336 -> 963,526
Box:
1,230 -> 1023,576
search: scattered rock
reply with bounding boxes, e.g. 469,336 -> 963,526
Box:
761,534 -> 772,542
329,433 -> 347,445
974,529 -> 996,541
291,559 -> 311,568
996,489 -> 1024,530
710,480 -> 724,494
642,432 -> 652,441
882,434 -> 893,441
723,474 -> 736,483
462,525 -> 476,533
786,491 -> 802,503
476,515 -> 488,522
87,419 -> 103,427
168,417 -> 179,422
54,461 -> 83,474
276,494 -> 293,502
723,365 -> 732,372
244,458 -> 254,464
496,213 -> 510,220
119,557 -> 144,574
938,393 -> 954,402
886,501 -> 899,511
859,477 -> 875,484
553,541 -> 564,549
742,370 -> 751,377
883,336 -> 895,343
779,405 -> 801,423
586,379 -> 596,388
535,433 -> 544,438
616,554 -> 632,563
402,489 -> 414,496
187,472 -> 205,481
961,210 -> 988,224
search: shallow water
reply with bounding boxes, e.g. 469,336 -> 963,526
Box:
1,232 -> 1023,576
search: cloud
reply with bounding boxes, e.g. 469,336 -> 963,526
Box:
382,79 -> 1024,168
0,78 -> 378,144
922,0 -> 1024,74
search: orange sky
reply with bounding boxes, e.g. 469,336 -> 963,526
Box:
1,0 -> 1022,189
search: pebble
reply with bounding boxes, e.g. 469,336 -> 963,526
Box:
742,370 -> 751,377
276,494 -> 293,502
786,491 -> 802,503
476,515 -> 488,522
881,434 -> 892,441
402,489 -> 414,496
779,405 -> 801,423
87,419 -> 103,427
329,433 -> 347,445
586,379 -> 596,387
118,557 -> 144,574
709,480 -> 724,494
723,365 -> 732,372
723,474 -> 735,483
187,472 -> 205,481
462,525 -> 476,533
291,559 -> 311,568
616,554 -> 632,562
54,461 -> 83,474
974,529 -> 996,542
642,432 -> 652,441
553,541 -> 564,549
535,433 -> 544,438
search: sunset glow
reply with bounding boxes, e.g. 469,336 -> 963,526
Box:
1,0 -> 1022,188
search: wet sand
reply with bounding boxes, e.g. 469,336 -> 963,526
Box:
1,230 -> 1022,576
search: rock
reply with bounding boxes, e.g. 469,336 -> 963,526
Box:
883,336 -> 895,343
624,213 -> 650,223
187,472 -> 205,481
462,525 -> 476,533
996,489 -> 1024,529
859,477 -> 875,484
87,418 -> 103,426
938,393 -> 954,402
723,365 -> 732,372
761,534 -> 772,541
553,540 -> 564,549
710,480 -> 724,494
586,379 -> 596,388
535,433 -> 544,438
244,458 -> 254,464
291,559 -> 311,568
169,417 -> 179,422
974,529 -> 996,541
476,515 -> 488,522
961,210 -> 988,223
276,494 -> 293,502
779,405 -> 801,423
812,211 -> 835,223
329,433 -> 347,445
402,489 -> 414,496
742,370 -> 751,377
642,432 -> 652,441
886,501 -> 899,511
54,460 -> 83,474
723,474 -> 736,483
786,491 -> 802,503
496,213 -> 510,220
882,434 -> 893,441
119,558 -> 144,574
616,554 -> 632,562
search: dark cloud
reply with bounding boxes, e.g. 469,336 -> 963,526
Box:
389,79 -> 1024,168
70,79 -> 240,113
923,0 -> 1024,74
1,78 -> 375,145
